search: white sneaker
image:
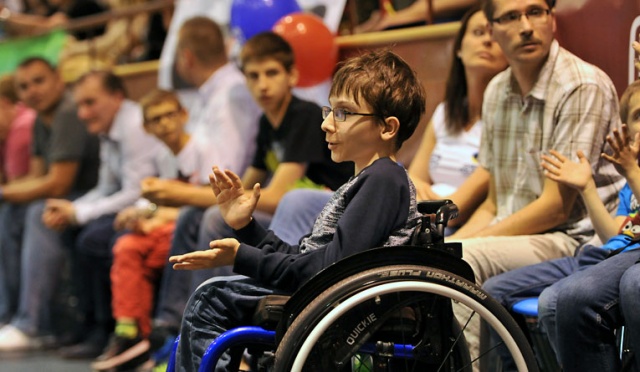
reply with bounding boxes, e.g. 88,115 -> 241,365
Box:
0,325 -> 42,351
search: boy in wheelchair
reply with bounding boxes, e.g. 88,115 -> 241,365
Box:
168,50 -> 427,371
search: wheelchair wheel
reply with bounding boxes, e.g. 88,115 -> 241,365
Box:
274,265 -> 538,372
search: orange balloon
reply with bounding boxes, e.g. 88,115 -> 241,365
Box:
273,13 -> 338,87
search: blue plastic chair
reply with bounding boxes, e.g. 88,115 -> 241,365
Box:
511,297 -> 560,372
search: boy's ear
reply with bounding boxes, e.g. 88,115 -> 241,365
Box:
288,65 -> 299,88
380,116 -> 400,142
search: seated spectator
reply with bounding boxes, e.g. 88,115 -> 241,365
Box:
59,0 -> 156,72
448,0 -> 623,364
356,0 -> 479,33
0,70 -> 161,355
169,49 -> 425,371
88,89 -> 212,371
0,74 -> 36,184
408,5 -> 506,222
0,0 -> 106,39
136,16 -> 262,366
43,71 -> 162,360
0,57 -> 100,350
482,78 -> 640,371
146,31 -> 352,368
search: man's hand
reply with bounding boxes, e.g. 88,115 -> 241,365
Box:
541,150 -> 595,193
210,166 -> 259,230
169,238 -> 240,270
141,177 -> 189,206
601,124 -> 640,177
42,199 -> 76,230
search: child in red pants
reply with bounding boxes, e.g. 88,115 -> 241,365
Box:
91,89 -> 213,371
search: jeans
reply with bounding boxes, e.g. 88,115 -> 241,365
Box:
154,206 -> 272,330
0,202 -> 28,324
12,200 -> 72,336
268,189 -> 332,244
539,248 -> 640,372
482,245 -> 609,370
74,214 -> 120,336
176,275 -> 281,372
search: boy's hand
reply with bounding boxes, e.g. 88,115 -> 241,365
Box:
541,150 -> 595,193
210,166 -> 260,230
601,124 -> 640,177
169,238 -> 240,270
114,206 -> 142,231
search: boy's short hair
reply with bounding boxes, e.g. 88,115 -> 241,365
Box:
139,89 -> 183,122
178,17 -> 226,66
330,50 -> 426,150
75,70 -> 128,98
620,79 -> 640,125
0,75 -> 18,103
482,0 -> 556,20
239,32 -> 295,72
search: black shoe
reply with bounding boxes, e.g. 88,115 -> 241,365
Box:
148,325 -> 177,353
91,334 -> 150,371
58,328 -> 108,359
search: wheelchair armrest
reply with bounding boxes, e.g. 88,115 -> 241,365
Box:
252,295 -> 290,330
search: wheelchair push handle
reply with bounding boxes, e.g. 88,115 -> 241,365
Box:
417,200 -> 459,224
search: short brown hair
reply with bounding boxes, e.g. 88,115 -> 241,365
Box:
178,17 -> 226,66
239,32 -> 295,72
330,50 -> 426,150
75,70 -> 127,98
139,89 -> 182,122
620,80 -> 640,125
482,0 -> 556,20
0,75 -> 18,103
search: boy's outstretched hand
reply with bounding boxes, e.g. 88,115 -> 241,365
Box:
170,238 -> 240,270
601,124 -> 640,177
210,166 -> 260,230
541,149 -> 595,193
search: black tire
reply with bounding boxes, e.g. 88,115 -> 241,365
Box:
274,265 -> 538,372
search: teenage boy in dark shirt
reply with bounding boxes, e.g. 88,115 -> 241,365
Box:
169,49 -> 426,371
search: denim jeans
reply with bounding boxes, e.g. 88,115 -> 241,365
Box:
268,189 -> 332,244
74,214 -> 120,335
176,275 -> 281,372
0,202 -> 28,324
12,200 -> 72,336
154,206 -> 272,330
482,245 -> 609,370
539,248 -> 640,372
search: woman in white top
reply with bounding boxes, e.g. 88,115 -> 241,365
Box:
409,5 -> 507,223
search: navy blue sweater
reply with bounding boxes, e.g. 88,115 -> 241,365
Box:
234,157 -> 420,293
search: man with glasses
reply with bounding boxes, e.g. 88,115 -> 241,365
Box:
446,0 -> 624,365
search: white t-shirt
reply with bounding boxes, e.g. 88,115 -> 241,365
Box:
429,102 -> 481,196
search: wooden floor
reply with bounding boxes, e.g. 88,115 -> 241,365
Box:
0,350 -> 92,372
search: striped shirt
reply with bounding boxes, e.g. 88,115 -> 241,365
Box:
480,40 -> 624,244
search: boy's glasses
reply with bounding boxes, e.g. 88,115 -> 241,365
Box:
145,110 -> 181,127
322,106 -> 379,122
491,7 -> 550,27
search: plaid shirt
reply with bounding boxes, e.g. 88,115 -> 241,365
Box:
480,40 -> 624,244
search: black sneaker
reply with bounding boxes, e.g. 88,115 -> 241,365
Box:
91,334 -> 150,371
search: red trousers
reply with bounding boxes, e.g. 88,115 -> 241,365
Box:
110,222 -> 175,337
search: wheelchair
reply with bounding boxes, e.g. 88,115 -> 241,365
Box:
167,200 -> 539,372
